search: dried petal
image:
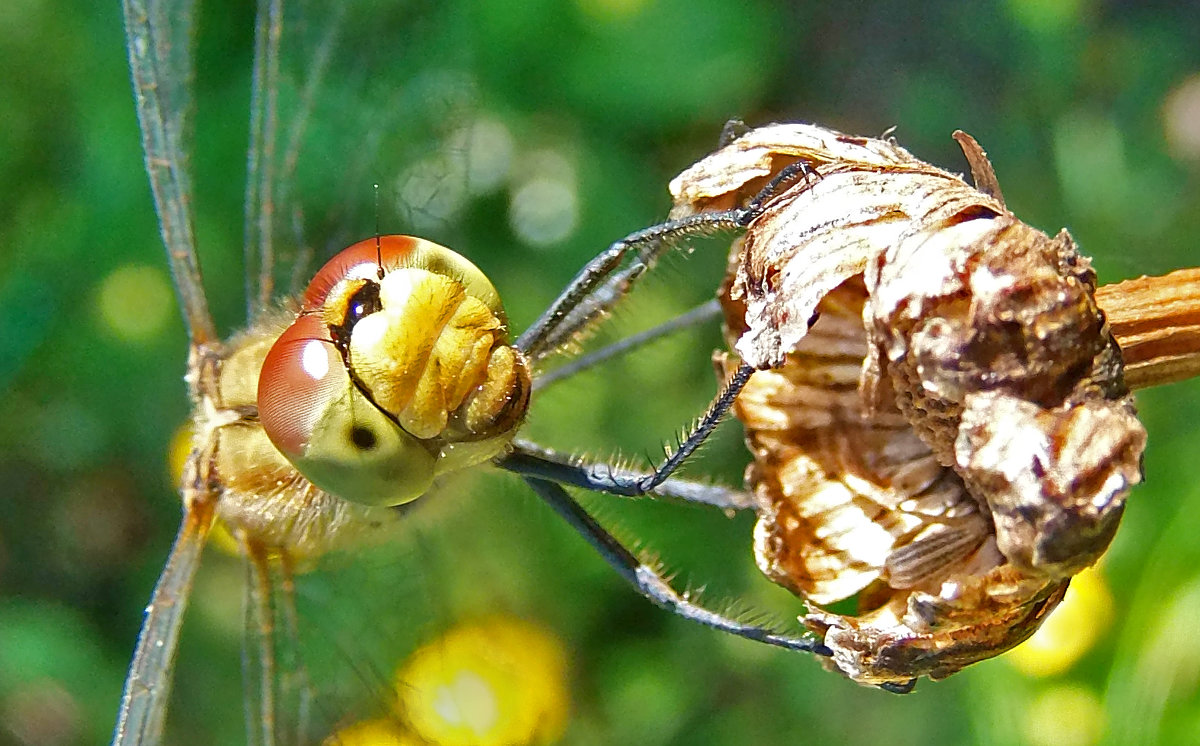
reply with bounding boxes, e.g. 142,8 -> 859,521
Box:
677,122 -> 1147,687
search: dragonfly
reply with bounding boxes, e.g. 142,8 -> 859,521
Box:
114,0 -> 831,743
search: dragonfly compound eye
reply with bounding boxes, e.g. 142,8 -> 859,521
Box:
258,236 -> 533,507
257,313 -> 438,506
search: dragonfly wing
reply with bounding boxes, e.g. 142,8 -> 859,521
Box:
114,505 -> 215,745
122,0 -> 216,347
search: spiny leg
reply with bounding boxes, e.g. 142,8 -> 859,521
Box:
738,158 -> 820,224
499,440 -> 756,511
525,258 -> 649,362
520,159 -> 820,484
515,211 -> 744,361
517,159 -> 818,493
523,476 -> 830,656
628,361 -> 754,494
533,361 -> 755,498
532,299 -> 723,392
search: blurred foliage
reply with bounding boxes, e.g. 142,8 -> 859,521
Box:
1,0 -> 1200,744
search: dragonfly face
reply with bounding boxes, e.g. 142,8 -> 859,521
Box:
257,235 -> 531,508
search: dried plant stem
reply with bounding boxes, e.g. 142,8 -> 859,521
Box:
1098,268 -> 1200,390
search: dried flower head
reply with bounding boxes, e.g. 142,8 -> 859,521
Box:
670,123 -> 1147,688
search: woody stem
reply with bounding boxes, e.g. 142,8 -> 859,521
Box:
1098,267 -> 1200,390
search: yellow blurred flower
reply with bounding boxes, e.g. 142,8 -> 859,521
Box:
1008,566 -> 1114,677
396,616 -> 570,746
324,718 -> 424,746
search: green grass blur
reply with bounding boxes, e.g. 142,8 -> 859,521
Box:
2,0 -> 1200,744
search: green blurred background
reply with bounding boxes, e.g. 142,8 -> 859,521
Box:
2,0 -> 1200,744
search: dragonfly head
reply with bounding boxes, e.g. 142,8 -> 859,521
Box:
258,235 -> 531,506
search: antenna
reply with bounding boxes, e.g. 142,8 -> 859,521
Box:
373,183 -> 384,279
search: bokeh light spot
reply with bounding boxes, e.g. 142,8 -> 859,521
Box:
96,263 -> 172,342
1163,73 -> 1200,162
508,150 -> 579,248
432,671 -> 499,734
1005,0 -> 1085,32
453,117 -> 515,196
509,176 -> 579,247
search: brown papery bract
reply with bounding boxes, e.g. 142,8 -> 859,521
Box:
673,122 -> 1176,688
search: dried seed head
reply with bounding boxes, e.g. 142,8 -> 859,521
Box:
677,123 -> 1147,687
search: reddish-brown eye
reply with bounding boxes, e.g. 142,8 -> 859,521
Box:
301,234 -> 506,320
258,314 -> 345,459
301,235 -> 424,310
257,308 -> 439,507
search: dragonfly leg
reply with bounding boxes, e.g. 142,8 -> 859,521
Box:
532,299 -> 722,392
499,440 -> 756,511
522,476 -> 830,656
515,211 -> 743,361
534,362 -> 752,498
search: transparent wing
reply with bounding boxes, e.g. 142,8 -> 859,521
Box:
122,0 -> 215,347
242,1 -> 481,304
243,0 -> 282,317
116,0 -> 220,743
113,503 -> 215,745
